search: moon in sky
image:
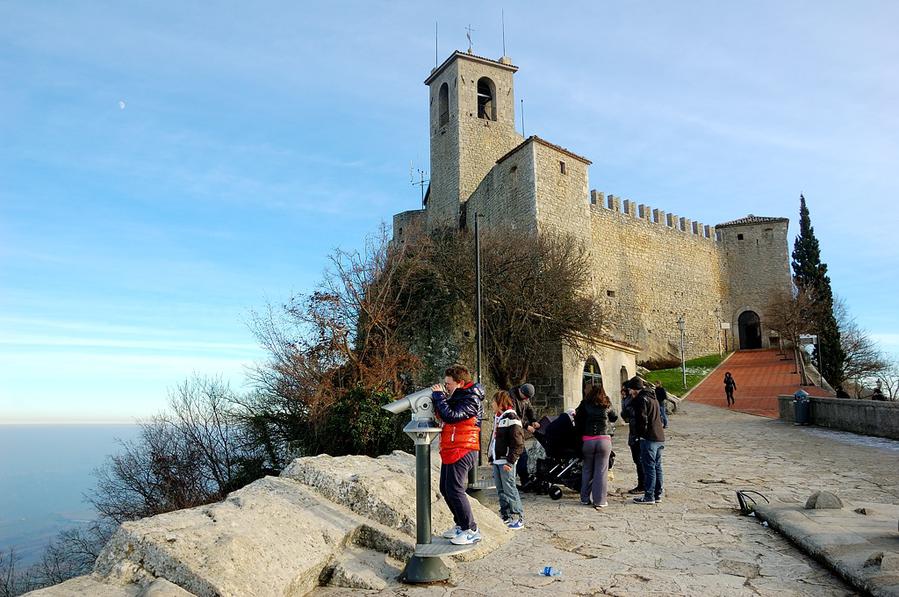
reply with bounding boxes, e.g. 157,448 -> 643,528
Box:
118,100 -> 126,110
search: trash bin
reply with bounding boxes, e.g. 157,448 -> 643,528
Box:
793,389 -> 810,426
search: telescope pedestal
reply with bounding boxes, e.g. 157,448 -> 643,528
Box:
399,422 -> 476,583
382,394 -> 477,584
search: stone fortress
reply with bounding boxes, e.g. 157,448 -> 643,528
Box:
393,50 -> 792,410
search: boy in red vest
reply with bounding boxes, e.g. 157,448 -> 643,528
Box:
431,364 -> 484,545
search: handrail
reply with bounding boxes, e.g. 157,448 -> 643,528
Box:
795,346 -> 809,386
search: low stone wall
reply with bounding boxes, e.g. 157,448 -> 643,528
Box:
778,395 -> 899,440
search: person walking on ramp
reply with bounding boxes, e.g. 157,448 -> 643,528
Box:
724,372 -> 737,407
432,365 -> 484,545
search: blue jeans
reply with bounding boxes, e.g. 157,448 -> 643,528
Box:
640,440 -> 664,500
493,463 -> 523,519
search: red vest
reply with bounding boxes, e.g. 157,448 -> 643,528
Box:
440,417 -> 480,463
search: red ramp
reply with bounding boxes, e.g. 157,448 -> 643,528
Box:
685,349 -> 833,418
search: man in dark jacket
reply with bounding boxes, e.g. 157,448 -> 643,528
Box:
654,381 -> 669,429
620,386 -> 646,495
511,383 -> 539,488
625,376 -> 665,504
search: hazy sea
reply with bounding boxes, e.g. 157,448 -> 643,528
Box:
0,424 -> 141,566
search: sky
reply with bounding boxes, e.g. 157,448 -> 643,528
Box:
1,1 -> 897,422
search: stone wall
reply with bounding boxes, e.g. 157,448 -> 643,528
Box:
778,395 -> 899,440
585,192 -> 729,361
466,140 -> 537,232
391,209 -> 425,247
720,220 -> 791,349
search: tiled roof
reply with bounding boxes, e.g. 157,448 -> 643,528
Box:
424,51 -> 518,85
496,135 -> 592,166
716,214 -> 788,228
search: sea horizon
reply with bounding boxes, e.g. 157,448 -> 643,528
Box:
0,423 -> 142,566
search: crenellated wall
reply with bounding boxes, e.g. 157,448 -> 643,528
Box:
585,191 -> 729,361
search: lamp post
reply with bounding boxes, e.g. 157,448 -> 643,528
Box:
677,316 -> 686,390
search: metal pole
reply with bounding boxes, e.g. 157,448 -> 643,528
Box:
677,316 -> 686,390
475,214 -> 482,385
473,214 -> 484,478
415,443 -> 431,544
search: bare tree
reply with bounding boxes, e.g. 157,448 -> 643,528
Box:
245,226 -> 423,460
833,297 -> 888,392
875,359 -> 899,400
0,548 -> 20,597
91,375 -> 248,524
765,286 -> 816,350
30,524 -> 112,588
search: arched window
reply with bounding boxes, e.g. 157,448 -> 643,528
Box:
583,357 -> 602,395
477,77 -> 496,121
438,83 -> 449,126
620,366 -> 629,386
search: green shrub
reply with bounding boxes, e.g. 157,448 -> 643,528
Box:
315,386 -> 410,457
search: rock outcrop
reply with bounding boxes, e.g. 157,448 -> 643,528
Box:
27,451 -> 510,596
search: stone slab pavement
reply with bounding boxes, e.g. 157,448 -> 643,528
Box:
753,501 -> 899,596
688,349 -> 833,418
316,402 -> 899,596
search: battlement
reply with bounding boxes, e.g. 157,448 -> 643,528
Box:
588,190 -> 719,241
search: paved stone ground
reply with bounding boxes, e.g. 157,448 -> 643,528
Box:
316,402 -> 899,596
688,350 -> 833,418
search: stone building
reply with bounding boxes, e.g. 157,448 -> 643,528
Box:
392,50 -> 791,410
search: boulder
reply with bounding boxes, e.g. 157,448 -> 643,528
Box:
804,490 -> 843,510
93,476 -> 412,597
281,450 -> 512,561
29,450 -> 508,596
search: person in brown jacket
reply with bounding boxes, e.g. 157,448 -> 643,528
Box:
625,377 -> 665,504
488,391 -> 525,529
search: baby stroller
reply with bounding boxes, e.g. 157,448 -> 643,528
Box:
527,410 -> 616,500
528,412 -> 583,500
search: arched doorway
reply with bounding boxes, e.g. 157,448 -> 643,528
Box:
738,310 -> 762,349
583,357 -> 602,396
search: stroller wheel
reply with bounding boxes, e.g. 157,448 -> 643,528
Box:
549,485 -> 563,500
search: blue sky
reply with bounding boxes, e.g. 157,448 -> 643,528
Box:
1,1 -> 897,422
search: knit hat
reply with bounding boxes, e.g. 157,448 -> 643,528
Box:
623,376 -> 644,391
518,383 -> 535,399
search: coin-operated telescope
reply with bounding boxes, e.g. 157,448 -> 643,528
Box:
382,387 -> 476,583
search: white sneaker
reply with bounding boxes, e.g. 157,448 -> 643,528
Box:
441,525 -> 462,539
450,528 -> 482,545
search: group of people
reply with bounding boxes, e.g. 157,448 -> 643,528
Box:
429,365 -> 538,545
576,376 -> 668,509
429,363 -> 672,547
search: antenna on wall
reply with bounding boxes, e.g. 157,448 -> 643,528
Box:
410,161 -> 430,207
520,99 -> 525,137
501,10 -> 506,56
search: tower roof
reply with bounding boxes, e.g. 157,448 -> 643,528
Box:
424,51 -> 518,85
716,214 -> 789,228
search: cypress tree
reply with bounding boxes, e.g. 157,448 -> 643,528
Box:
790,194 -> 845,386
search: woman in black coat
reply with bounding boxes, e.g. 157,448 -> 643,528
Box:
575,383 -> 618,509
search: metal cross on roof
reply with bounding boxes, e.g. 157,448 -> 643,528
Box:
465,24 -> 475,54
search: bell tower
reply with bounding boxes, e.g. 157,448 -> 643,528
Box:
424,51 -> 524,228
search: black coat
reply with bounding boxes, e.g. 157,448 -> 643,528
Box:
575,400 -> 618,436
632,389 -> 665,442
